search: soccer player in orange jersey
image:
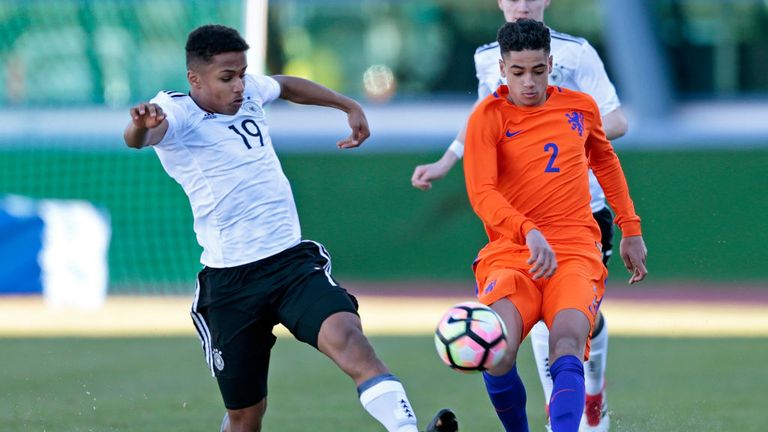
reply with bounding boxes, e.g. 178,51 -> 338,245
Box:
463,20 -> 647,432
415,4 -> 628,428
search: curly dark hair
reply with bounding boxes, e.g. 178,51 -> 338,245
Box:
185,24 -> 249,67
497,19 -> 550,55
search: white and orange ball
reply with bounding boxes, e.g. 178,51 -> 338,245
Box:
434,302 -> 507,373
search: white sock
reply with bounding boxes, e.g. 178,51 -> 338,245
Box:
585,318 -> 608,395
358,375 -> 418,432
530,321 -> 554,404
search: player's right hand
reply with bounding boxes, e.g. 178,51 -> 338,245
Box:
525,229 -> 557,280
620,235 -> 648,284
129,103 -> 166,129
411,160 -> 450,191
338,104 -> 370,149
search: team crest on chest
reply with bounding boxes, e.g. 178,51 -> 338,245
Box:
241,100 -> 264,117
565,111 -> 584,137
549,64 -> 565,85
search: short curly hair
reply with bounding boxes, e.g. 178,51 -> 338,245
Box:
185,24 -> 249,67
497,19 -> 550,55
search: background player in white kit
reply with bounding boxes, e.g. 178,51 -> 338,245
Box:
124,24 -> 457,432
411,1 -> 627,431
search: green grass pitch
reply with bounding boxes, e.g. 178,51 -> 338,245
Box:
1,336 -> 766,431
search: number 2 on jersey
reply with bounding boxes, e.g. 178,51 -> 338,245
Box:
228,119 -> 264,149
544,142 -> 560,173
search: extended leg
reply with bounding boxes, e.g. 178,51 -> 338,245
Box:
318,311 -> 419,432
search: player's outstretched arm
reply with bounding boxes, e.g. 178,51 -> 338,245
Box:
411,144 -> 460,190
124,102 -> 169,149
272,75 -> 369,149
620,235 -> 647,284
412,100 -> 485,191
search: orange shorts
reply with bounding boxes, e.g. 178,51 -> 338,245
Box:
473,242 -> 606,358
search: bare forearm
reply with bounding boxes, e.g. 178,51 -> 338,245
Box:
445,99 -> 483,157
124,103 -> 169,149
438,147 -> 460,169
602,107 -> 628,140
124,124 -> 151,149
410,101 -> 477,189
123,122 -> 168,149
440,111 -> 471,162
273,75 -> 359,113
433,121 -> 466,171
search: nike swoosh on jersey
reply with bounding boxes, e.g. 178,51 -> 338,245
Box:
506,129 -> 523,138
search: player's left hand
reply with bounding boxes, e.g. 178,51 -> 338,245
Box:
338,105 -> 370,149
620,235 -> 647,284
129,102 -> 166,129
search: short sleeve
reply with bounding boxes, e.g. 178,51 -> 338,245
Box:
573,41 -> 621,115
149,91 -> 186,147
247,74 -> 281,105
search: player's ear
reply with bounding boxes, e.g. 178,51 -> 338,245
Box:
547,54 -> 553,74
187,69 -> 201,89
498,58 -> 506,78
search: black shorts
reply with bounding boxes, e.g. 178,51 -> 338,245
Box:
190,240 -> 359,409
592,207 -> 614,265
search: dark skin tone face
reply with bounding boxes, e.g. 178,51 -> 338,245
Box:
187,51 -> 248,115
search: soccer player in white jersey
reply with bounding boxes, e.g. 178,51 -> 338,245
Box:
411,1 -> 626,431
124,24 -> 458,432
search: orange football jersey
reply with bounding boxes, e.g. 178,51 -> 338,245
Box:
464,85 -> 641,255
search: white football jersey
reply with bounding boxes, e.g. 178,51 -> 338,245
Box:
150,74 -> 301,268
473,29 -> 621,213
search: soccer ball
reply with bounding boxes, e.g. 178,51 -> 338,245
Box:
434,301 -> 508,373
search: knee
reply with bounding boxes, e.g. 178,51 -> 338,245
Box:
319,312 -> 369,355
228,413 -> 263,432
318,312 -> 386,377
549,309 -> 590,361
550,335 -> 583,362
228,401 -> 266,432
488,344 -> 520,375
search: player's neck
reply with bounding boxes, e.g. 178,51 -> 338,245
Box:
189,91 -> 218,114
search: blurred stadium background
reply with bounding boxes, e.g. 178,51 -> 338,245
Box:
1,0 -> 766,294
1,1 -> 767,430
